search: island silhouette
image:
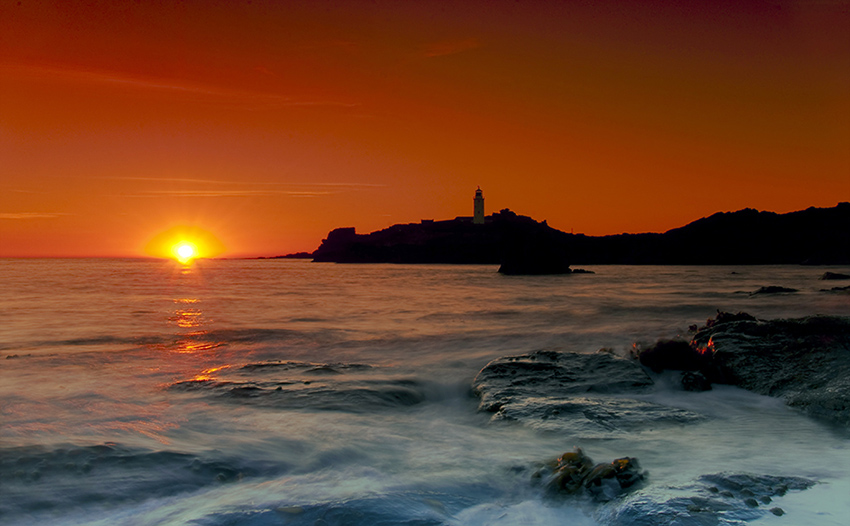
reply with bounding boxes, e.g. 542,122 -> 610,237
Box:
274,194 -> 850,273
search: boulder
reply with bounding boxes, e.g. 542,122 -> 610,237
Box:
636,339 -> 710,373
534,447 -> 645,502
473,351 -> 703,437
692,314 -> 850,425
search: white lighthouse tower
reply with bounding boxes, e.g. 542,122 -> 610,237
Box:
473,186 -> 485,224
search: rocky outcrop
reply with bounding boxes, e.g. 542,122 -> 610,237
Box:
691,314 -> 850,425
637,312 -> 850,425
533,447 -> 645,502
472,350 -> 703,437
636,339 -> 710,373
821,271 -> 850,280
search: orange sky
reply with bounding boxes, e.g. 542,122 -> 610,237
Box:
1,0 -> 848,257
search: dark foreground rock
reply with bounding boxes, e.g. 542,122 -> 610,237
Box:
636,339 -> 710,373
598,472 -> 816,526
691,314 -> 850,425
472,350 -> 703,437
533,447 -> 645,502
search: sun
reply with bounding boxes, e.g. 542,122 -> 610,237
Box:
144,225 -> 226,261
172,242 -> 197,264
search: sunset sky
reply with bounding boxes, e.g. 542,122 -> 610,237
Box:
1,0 -> 848,257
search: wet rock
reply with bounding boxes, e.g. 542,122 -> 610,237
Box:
538,447 -> 594,494
681,371 -> 712,392
637,339 -> 709,373
597,472 -> 815,526
534,448 -> 645,502
584,457 -> 645,502
473,351 -> 703,436
820,271 -> 850,280
692,314 -> 850,425
750,285 -> 798,295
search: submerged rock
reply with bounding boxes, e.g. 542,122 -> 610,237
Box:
692,314 -> 850,425
598,472 -> 815,526
170,360 -> 428,412
473,351 -> 703,436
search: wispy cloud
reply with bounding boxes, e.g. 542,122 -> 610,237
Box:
103,176 -> 384,189
112,180 -> 385,199
0,212 -> 68,220
1,63 -> 360,110
422,37 -> 481,58
128,189 -> 335,198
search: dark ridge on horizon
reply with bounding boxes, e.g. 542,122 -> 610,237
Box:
269,203 -> 850,266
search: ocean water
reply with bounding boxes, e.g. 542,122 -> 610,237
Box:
1,259 -> 848,525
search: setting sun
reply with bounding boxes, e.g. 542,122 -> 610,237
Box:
173,242 -> 197,264
143,225 -> 226,261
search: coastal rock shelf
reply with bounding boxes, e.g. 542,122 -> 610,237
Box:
475,314 -> 850,429
472,350 -> 704,437
691,314 -> 850,425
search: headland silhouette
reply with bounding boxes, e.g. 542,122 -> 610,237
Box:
273,190 -> 850,272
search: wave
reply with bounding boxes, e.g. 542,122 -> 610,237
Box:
0,443 -> 288,522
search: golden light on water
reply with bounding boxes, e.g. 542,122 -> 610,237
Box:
144,225 -> 226,262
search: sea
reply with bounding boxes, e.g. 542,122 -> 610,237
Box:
1,259 -> 849,525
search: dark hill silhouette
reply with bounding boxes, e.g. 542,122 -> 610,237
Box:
302,203 -> 850,267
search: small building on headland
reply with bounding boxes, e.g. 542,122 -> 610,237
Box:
456,187 -> 488,224
473,187 -> 485,224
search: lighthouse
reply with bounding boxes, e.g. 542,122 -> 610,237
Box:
473,187 -> 485,224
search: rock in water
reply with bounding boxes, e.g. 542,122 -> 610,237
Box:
598,472 -> 815,526
750,285 -> 798,295
472,350 -> 704,437
534,447 -> 645,502
637,339 -> 710,373
820,271 -> 850,280
583,457 -> 645,502
692,314 -> 850,425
